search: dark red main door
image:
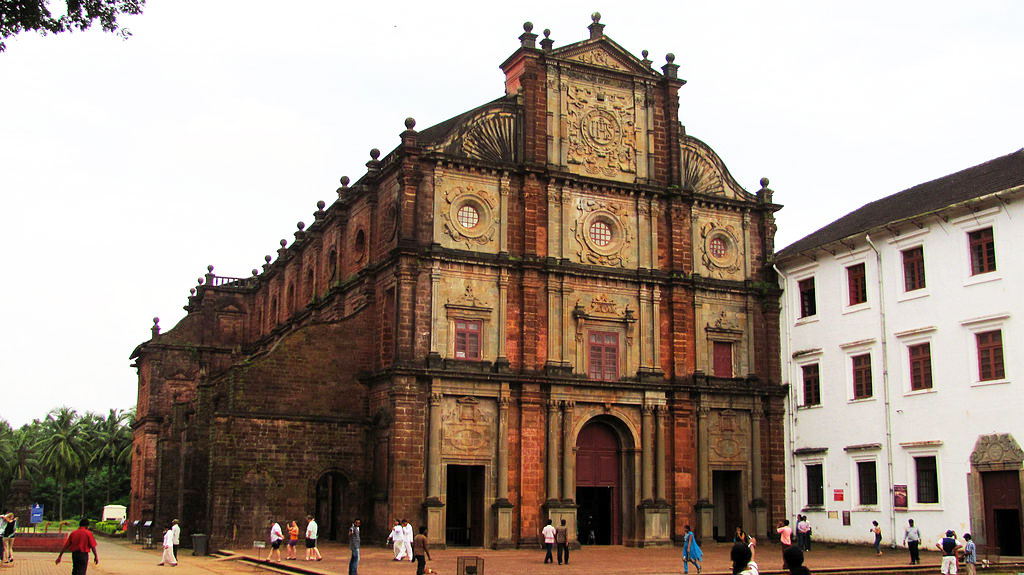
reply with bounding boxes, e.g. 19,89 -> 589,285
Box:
576,422 -> 620,544
982,470 -> 1023,556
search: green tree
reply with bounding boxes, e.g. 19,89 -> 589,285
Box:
35,407 -> 85,521
90,408 -> 133,506
0,0 -> 145,52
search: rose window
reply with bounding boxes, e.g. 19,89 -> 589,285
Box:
709,236 -> 728,258
589,221 -> 612,247
457,204 -> 480,229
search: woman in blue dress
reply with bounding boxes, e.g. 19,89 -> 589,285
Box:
683,524 -> 703,574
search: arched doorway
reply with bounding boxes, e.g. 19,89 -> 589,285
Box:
315,472 -> 348,541
576,420 -> 621,544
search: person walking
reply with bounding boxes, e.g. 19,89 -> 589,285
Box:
268,520 -> 284,563
413,525 -> 432,575
541,519 -> 556,563
555,518 -> 570,565
305,515 -> 323,561
777,519 -> 793,569
56,519 -> 99,574
871,521 -> 883,556
286,520 -> 299,560
348,519 -> 361,575
159,525 -> 178,566
402,519 -> 414,562
683,524 -> 703,574
937,530 -> 961,575
170,519 -> 180,560
904,519 -> 921,565
389,520 -> 407,560
963,533 -> 977,575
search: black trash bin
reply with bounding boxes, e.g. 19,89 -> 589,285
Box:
192,533 -> 209,556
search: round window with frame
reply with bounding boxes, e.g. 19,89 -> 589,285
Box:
589,220 -> 613,247
457,204 -> 480,229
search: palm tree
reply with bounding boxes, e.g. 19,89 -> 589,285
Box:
90,409 -> 133,505
35,407 -> 85,521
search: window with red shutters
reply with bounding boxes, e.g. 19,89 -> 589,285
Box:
713,342 -> 733,377
852,354 -> 873,399
909,343 -> 933,390
976,330 -> 1005,381
799,278 -> 816,318
588,331 -> 619,381
902,247 -> 926,291
969,227 -> 996,275
802,364 -> 821,406
847,263 -> 867,305
454,319 -> 481,360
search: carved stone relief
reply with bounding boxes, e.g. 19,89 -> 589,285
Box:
565,83 -> 636,178
970,434 -> 1024,471
573,48 -> 627,71
441,396 -> 496,457
571,197 -> 633,267
439,181 -> 499,250
700,221 -> 742,278
708,409 -> 750,464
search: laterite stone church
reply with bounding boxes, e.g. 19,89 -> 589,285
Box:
130,14 -> 786,549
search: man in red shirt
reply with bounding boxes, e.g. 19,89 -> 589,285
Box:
56,519 -> 99,574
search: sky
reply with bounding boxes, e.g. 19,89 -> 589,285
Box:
0,1 -> 1020,428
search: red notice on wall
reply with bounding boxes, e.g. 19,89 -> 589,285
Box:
834,489 -> 844,501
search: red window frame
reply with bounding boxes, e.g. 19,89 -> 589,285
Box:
969,227 -> 996,275
588,331 -> 619,381
454,319 -> 481,360
712,341 -> 733,377
802,364 -> 821,406
976,330 -> 1005,381
798,278 -> 816,318
909,343 -> 933,390
852,353 -> 873,399
847,263 -> 867,305
902,247 -> 926,291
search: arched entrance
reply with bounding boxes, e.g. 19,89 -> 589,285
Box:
315,471 -> 348,541
576,420 -> 621,544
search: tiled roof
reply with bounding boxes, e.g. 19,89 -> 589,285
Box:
776,149 -> 1024,260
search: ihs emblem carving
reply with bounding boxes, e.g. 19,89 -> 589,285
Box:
565,85 -> 636,177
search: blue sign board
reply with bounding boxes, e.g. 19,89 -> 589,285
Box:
30,504 -> 43,523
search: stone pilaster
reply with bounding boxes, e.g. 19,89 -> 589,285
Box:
494,394 -> 514,548
751,399 -> 767,537
655,406 -> 667,502
641,404 -> 654,503
697,399 -> 714,540
425,389 -> 445,545
546,399 -> 561,502
562,401 -> 575,503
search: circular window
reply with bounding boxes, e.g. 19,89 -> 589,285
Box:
589,221 -> 612,247
457,204 -> 479,229
709,236 -> 728,258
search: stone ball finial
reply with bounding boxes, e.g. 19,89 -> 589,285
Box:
340,175 -> 350,187
265,254 -> 272,263
642,49 -> 649,59
404,117 -> 416,130
666,53 -> 675,64
280,239 -> 287,248
760,177 -> 770,188
197,277 -> 204,285
297,221 -> 305,231
591,12 -> 601,23
207,265 -> 214,273
190,288 -> 196,295
523,21 -> 534,33
544,28 -> 550,38
370,148 -> 380,160
153,317 -> 160,325
317,200 -> 326,210
252,269 -> 259,276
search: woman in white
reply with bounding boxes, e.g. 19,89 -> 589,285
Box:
388,520 -> 407,560
160,526 -> 178,566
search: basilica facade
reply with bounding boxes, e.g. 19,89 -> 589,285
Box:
130,14 -> 785,549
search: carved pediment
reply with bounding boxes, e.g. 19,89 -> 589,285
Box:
551,38 -> 660,78
970,434 -> 1024,470
445,285 -> 493,312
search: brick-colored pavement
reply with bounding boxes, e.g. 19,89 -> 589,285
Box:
8,537 -> 1021,575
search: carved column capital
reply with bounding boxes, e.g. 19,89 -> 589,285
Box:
547,399 -> 560,413
498,396 -> 511,410
562,399 -> 576,411
429,392 -> 443,406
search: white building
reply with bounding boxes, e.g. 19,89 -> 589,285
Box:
775,150 -> 1024,556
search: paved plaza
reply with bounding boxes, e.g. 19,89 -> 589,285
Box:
7,537 -> 1022,575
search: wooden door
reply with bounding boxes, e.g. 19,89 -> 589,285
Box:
982,470 -> 1023,555
576,422 -> 620,544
